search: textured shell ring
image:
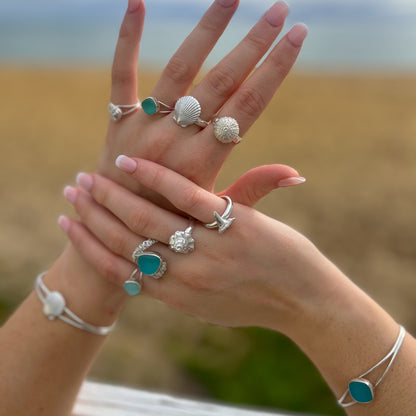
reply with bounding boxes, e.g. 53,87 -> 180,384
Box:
213,117 -> 242,144
204,195 -> 236,234
108,102 -> 141,122
173,96 -> 209,128
169,226 -> 195,254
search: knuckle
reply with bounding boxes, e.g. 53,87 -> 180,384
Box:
180,270 -> 213,293
179,186 -> 204,213
108,229 -> 129,257
235,87 -> 265,119
164,56 -> 192,84
205,66 -> 236,99
111,67 -> 136,88
268,51 -> 293,78
99,256 -> 120,285
127,206 -> 153,236
245,31 -> 269,52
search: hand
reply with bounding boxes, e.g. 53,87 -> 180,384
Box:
60,157 -> 338,336
98,0 -> 307,197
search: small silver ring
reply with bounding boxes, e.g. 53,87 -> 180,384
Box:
173,96 -> 209,128
204,195 -> 236,233
213,117 -> 242,144
132,239 -> 167,279
108,102 -> 141,122
123,268 -> 143,296
169,226 -> 195,254
142,96 -> 173,115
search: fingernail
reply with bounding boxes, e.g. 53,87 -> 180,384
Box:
217,0 -> 237,7
76,172 -> 94,191
287,23 -> 308,47
58,215 -> 71,233
63,186 -> 77,204
128,0 -> 141,13
278,177 -> 306,187
115,155 -> 138,173
266,1 -> 289,27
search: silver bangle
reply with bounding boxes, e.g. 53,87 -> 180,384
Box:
338,325 -> 406,407
35,272 -> 116,336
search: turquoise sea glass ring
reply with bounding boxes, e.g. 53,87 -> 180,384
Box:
142,97 -> 173,115
123,280 -> 141,296
137,252 -> 167,279
348,379 -> 374,404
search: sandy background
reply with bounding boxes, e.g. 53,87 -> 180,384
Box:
1,67 -> 415,408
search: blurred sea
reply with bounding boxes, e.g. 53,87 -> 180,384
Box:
1,0 -> 416,72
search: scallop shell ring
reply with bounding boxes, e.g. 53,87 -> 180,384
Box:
213,117 -> 242,144
173,96 -> 209,128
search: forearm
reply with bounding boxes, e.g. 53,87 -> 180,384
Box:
276,249 -> 416,415
0,244 -> 127,416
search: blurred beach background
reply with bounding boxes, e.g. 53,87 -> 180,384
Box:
1,0 -> 416,415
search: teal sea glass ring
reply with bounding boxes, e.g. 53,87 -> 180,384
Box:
123,268 -> 142,296
142,97 -> 173,115
136,252 -> 167,279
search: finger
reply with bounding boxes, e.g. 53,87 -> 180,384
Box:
192,1 -> 290,120
116,156 -> 232,223
110,0 -> 145,104
151,0 -> 239,104
58,215 -> 134,288
220,165 -> 305,207
214,23 -> 308,137
73,173 -> 189,244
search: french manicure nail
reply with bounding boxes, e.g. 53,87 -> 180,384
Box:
63,186 -> 77,204
287,23 -> 308,47
115,155 -> 138,173
266,1 -> 289,27
217,0 -> 237,8
278,177 -> 306,187
76,172 -> 94,191
58,215 -> 71,233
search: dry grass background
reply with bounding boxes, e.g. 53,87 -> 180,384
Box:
1,67 -> 416,403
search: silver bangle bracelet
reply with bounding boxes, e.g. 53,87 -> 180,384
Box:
338,325 -> 406,407
35,272 -> 116,336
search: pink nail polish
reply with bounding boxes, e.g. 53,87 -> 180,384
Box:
217,0 -> 236,7
63,186 -> 77,204
265,1 -> 289,27
278,177 -> 306,187
58,215 -> 71,233
128,0 -> 141,13
115,155 -> 138,173
287,23 -> 308,47
76,172 -> 93,191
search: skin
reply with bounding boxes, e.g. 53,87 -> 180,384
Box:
64,157 -> 416,416
0,0 -> 308,414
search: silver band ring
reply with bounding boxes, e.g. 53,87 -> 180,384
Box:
204,195 -> 236,233
173,96 -> 209,128
213,117 -> 242,144
108,102 -> 141,122
169,226 -> 195,254
142,97 -> 173,115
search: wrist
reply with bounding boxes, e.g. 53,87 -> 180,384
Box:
44,243 -> 128,327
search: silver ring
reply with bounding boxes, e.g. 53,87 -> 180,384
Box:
204,195 -> 236,233
169,226 -> 195,254
173,96 -> 209,128
132,239 -> 167,279
213,117 -> 242,144
123,268 -> 143,296
142,96 -> 173,115
108,102 -> 141,122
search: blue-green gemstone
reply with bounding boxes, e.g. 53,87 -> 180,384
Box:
137,253 -> 161,275
123,280 -> 141,296
349,379 -> 374,403
142,98 -> 157,115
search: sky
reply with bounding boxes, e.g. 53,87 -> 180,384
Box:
0,0 -> 415,71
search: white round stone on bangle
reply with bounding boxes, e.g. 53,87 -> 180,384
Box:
213,117 -> 242,144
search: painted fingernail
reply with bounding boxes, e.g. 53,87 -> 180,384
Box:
217,0 -> 237,8
278,177 -> 306,187
63,186 -> 77,204
266,1 -> 289,27
287,23 -> 308,47
128,0 -> 141,13
76,172 -> 94,191
115,155 -> 138,173
58,215 -> 71,233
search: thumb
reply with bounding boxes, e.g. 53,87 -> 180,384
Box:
219,164 -> 305,207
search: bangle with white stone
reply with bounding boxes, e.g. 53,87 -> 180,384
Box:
35,272 -> 116,336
